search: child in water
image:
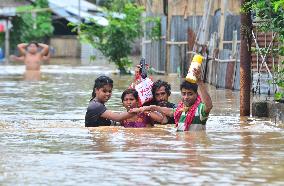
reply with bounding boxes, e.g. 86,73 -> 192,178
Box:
130,68 -> 213,131
121,89 -> 166,128
85,76 -> 135,127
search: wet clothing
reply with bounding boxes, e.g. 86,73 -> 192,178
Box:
85,100 -> 111,127
175,103 -> 208,131
121,113 -> 153,128
158,101 -> 176,124
174,96 -> 202,131
143,100 -> 176,124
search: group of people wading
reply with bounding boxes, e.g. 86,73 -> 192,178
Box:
85,59 -> 213,132
9,41 -> 212,131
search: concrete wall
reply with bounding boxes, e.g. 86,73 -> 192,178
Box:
252,101 -> 284,124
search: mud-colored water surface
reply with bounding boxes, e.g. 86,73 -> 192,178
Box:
0,61 -> 283,185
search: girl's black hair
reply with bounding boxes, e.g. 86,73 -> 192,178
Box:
152,80 -> 171,96
180,80 -> 198,93
91,76 -> 113,100
121,89 -> 139,102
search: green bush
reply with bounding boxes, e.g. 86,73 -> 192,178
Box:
10,0 -> 53,50
70,2 -> 144,74
243,0 -> 284,100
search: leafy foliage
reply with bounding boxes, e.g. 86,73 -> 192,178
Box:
243,0 -> 284,101
97,0 -> 137,11
71,2 -> 144,74
0,33 -> 4,48
10,0 -> 53,50
145,17 -> 161,40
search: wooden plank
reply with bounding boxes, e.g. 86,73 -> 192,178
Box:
50,36 -> 80,57
218,0 -> 227,50
231,30 -> 238,89
196,0 -> 214,45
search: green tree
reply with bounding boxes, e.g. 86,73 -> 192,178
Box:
72,2 -> 144,74
95,0 -> 137,10
243,0 -> 284,101
10,0 -> 53,50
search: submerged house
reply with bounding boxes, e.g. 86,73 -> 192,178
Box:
0,0 -> 108,59
141,0 -> 278,94
46,0 -> 108,58
142,0 -> 241,89
0,0 -> 31,62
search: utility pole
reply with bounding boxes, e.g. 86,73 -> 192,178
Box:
240,0 -> 252,116
165,0 -> 170,75
78,0 -> 81,33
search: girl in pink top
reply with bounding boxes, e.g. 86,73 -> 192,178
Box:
121,89 -> 166,128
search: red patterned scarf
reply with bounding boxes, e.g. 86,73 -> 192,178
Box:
174,95 -> 201,131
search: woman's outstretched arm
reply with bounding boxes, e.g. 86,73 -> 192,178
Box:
101,110 -> 135,122
130,105 -> 174,117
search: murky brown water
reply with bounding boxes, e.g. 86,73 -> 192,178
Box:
0,59 -> 284,185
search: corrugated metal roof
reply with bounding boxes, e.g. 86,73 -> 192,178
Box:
0,0 -> 124,25
49,3 -> 79,24
0,7 -> 16,17
0,0 -> 30,8
0,0 -> 30,17
48,0 -> 109,26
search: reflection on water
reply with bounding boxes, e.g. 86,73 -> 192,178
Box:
0,61 -> 284,185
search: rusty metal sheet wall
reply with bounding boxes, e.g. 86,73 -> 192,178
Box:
204,60 -> 240,90
209,9 -> 220,34
223,15 -> 241,41
204,49 -> 240,90
142,14 -> 242,90
143,16 -> 167,71
169,16 -> 202,73
233,61 -> 240,90
160,16 -> 167,71
216,62 -> 227,88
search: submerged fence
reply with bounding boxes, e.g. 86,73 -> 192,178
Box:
142,13 -> 241,90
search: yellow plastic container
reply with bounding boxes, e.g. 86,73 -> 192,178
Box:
185,54 -> 203,83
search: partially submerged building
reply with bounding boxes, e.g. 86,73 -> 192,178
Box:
141,0 -> 279,93
0,0 -> 31,62
142,0 -> 241,89
0,0 -> 108,59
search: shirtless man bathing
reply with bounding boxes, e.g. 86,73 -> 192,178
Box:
10,42 -> 49,80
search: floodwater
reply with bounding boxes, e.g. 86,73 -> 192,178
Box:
0,59 -> 284,185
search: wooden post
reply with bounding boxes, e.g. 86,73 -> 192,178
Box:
240,0 -> 252,116
196,0 -> 213,45
4,18 -> 9,64
165,2 -> 171,74
78,0 -> 81,33
218,0 -> 227,50
231,30 -> 238,89
207,32 -> 218,84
